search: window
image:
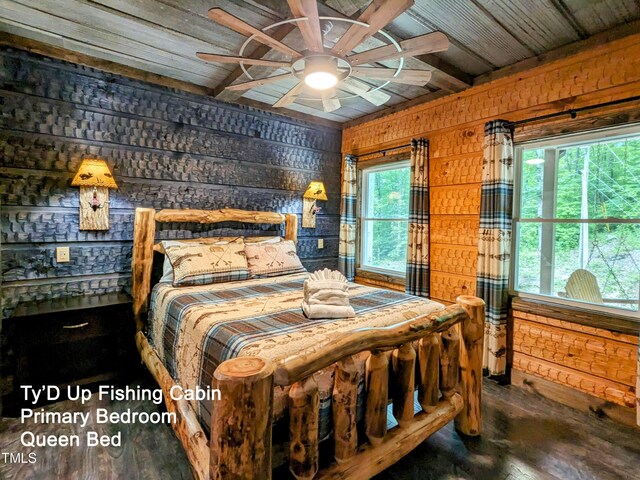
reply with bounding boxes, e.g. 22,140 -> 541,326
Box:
359,161 -> 410,276
513,125 -> 640,314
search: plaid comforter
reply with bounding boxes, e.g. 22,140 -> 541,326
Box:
147,273 -> 444,434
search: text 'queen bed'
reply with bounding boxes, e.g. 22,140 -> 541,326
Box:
131,207 -> 484,480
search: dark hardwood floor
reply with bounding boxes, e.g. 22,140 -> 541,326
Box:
1,372 -> 638,480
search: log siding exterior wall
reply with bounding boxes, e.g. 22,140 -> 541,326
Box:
0,48 -> 342,316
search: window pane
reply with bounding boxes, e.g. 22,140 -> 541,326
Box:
516,128 -> 640,313
519,134 -> 640,221
515,222 -> 541,293
520,148 -> 545,219
365,166 -> 410,218
557,135 -> 640,220
515,221 -> 640,312
362,220 -> 408,273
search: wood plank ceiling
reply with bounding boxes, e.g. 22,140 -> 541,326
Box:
1,0 -> 639,123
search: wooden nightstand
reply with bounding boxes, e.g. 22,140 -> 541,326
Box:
1,293 -> 136,416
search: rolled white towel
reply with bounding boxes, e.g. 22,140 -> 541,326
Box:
306,290 -> 350,306
304,279 -> 349,296
301,300 -> 355,319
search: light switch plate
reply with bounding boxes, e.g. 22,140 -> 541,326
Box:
56,246 -> 70,263
318,238 -> 324,249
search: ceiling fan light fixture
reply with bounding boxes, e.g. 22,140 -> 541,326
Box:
303,56 -> 339,90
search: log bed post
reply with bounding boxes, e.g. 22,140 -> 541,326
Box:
365,350 -> 389,445
210,357 -> 274,480
392,343 -> 416,428
417,334 -> 440,413
285,213 -> 298,243
132,207 -> 156,332
439,325 -> 461,399
454,295 -> 485,436
288,375 -> 320,480
332,355 -> 359,463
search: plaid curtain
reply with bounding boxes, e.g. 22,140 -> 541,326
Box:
339,154 -> 357,281
406,139 -> 430,297
477,120 -> 514,376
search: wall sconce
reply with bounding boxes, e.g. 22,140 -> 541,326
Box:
302,181 -> 327,228
71,158 -> 118,231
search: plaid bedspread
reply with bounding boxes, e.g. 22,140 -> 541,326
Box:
147,273 -> 444,435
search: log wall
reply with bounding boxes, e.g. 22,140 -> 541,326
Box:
342,33 -> 640,304
512,309 -> 638,409
342,34 -> 640,411
0,48 -> 342,317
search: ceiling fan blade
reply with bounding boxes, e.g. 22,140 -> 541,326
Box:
332,0 -> 414,56
348,32 -> 449,66
196,53 -> 291,68
341,78 -> 390,106
208,8 -> 302,58
321,91 -> 341,112
351,67 -> 432,86
287,0 -> 324,53
226,73 -> 295,91
273,81 -> 307,108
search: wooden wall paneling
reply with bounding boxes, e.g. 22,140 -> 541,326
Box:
513,317 -> 637,387
513,352 -> 636,408
430,244 -> 478,278
342,33 -> 640,152
429,215 -> 479,246
0,48 -> 342,316
511,303 -> 639,340
430,272 -> 476,304
430,184 -> 482,216
429,153 -> 483,186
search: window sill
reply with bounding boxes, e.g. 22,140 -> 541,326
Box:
355,268 -> 405,289
511,295 -> 639,336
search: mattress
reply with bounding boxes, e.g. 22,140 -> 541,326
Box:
147,272 -> 444,436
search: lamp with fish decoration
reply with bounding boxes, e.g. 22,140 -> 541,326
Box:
71,158 -> 118,230
302,181 -> 327,228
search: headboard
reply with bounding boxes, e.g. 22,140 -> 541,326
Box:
131,207 -> 298,331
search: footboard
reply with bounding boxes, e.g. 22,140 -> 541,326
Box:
209,295 -> 484,480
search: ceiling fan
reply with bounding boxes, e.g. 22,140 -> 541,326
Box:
196,0 -> 450,112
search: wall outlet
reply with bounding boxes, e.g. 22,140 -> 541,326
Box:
318,238 -> 324,249
56,246 -> 70,263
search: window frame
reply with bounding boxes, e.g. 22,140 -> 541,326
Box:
357,159 -> 411,278
511,123 -> 640,319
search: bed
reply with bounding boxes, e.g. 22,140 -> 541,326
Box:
131,207 -> 484,480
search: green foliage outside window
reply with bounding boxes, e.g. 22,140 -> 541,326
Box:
362,164 -> 410,274
517,133 -> 640,310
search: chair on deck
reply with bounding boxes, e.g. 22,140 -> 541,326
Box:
564,269 -> 603,303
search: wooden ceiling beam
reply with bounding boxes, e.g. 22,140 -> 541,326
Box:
474,19 -> 640,86
318,2 -> 471,92
549,0 -> 590,40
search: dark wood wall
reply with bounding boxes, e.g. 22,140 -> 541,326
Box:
0,48 -> 342,317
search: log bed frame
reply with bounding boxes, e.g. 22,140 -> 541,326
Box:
131,207 -> 485,480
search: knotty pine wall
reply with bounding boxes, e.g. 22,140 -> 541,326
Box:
342,33 -> 640,410
0,48 -> 342,317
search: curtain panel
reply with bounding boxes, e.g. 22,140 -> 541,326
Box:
477,120 -> 514,376
406,138 -> 430,297
339,154 -> 357,281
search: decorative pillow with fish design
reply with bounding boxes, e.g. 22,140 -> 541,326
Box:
244,240 -> 307,278
163,240 -> 249,287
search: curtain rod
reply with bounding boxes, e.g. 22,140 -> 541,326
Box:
357,143 -> 412,158
507,95 -> 640,128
